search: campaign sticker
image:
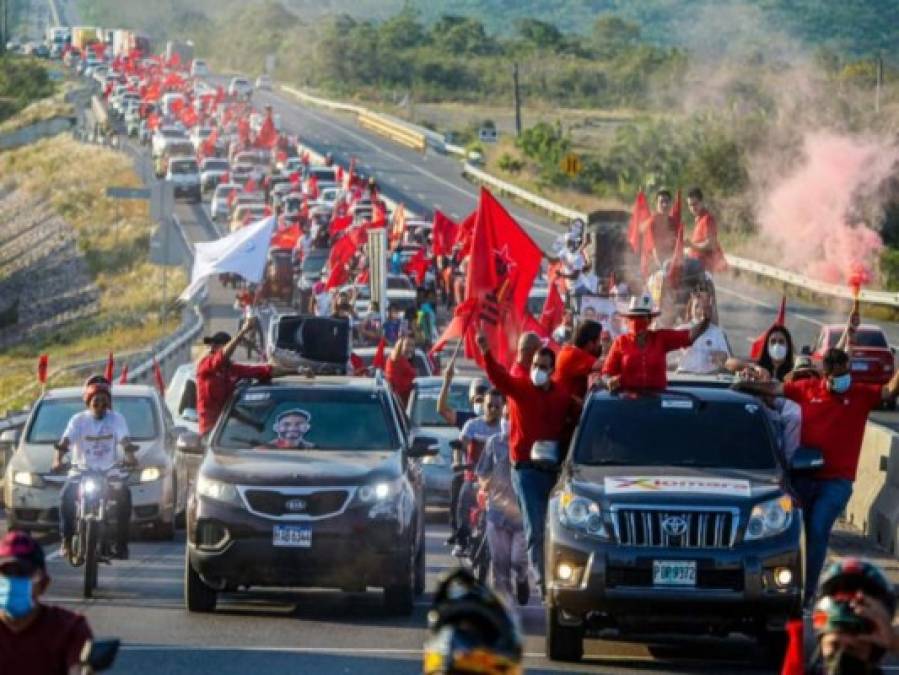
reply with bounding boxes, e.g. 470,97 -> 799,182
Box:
661,399 -> 693,410
604,476 -> 752,497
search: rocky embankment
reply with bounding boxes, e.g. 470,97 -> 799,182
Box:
0,187 -> 98,349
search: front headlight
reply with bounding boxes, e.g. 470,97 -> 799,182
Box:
139,466 -> 162,483
12,471 -> 41,487
559,490 -> 608,539
357,479 -> 399,503
745,495 -> 794,541
196,475 -> 242,506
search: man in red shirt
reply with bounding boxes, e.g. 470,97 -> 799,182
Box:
640,190 -> 677,268
0,531 -> 93,674
736,346 -> 899,604
477,329 -> 576,598
685,187 -> 726,273
554,320 -> 603,402
385,336 -> 417,406
603,294 -> 708,391
196,321 -> 288,437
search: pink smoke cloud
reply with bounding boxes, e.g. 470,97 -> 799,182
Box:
756,132 -> 898,287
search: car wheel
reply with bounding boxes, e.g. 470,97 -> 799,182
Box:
414,532 -> 426,597
759,627 -> 789,666
184,553 -> 217,613
384,543 -> 415,615
545,604 -> 583,662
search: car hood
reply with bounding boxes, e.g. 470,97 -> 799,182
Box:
203,448 -> 402,486
567,464 -> 782,506
11,439 -> 170,475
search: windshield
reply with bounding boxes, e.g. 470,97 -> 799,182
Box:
410,383 -> 470,427
170,161 -> 198,174
387,276 -> 412,290
26,397 -> 160,443
216,388 -> 399,451
203,160 -> 229,171
829,329 -> 889,348
575,394 -> 776,471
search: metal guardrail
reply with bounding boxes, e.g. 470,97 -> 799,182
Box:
279,86 -> 364,115
357,111 -> 427,152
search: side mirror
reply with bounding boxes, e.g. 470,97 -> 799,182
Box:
176,432 -> 204,456
0,429 -> 19,446
182,408 -> 199,423
791,446 -> 824,472
80,638 -> 120,672
408,435 -> 439,458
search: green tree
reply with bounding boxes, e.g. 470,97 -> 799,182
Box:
430,15 -> 497,55
515,18 -> 563,50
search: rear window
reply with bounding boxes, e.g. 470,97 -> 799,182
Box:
216,388 -> 399,451
27,397 -> 159,443
203,160 -> 229,171
829,329 -> 889,348
387,276 -> 412,290
170,160 -> 198,174
309,168 -> 337,182
410,384 -> 470,427
575,394 -> 776,471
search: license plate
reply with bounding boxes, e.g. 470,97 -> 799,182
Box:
652,560 -> 696,586
851,361 -> 869,371
272,524 -> 311,548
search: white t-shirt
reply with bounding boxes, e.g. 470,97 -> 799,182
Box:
62,410 -> 130,471
314,290 -> 331,317
675,323 -> 730,374
559,249 -> 587,292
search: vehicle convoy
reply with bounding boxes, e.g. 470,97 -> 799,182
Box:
3,385 -> 183,539
181,376 -> 437,614
544,379 -> 818,664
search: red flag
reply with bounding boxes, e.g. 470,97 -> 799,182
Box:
540,277 -> 565,335
627,192 -> 651,253
153,358 -> 165,395
373,338 -> 388,370
371,201 -> 387,229
271,224 -> 301,250
201,127 -> 218,157
329,214 -> 353,237
455,211 -> 476,258
256,110 -> 278,148
356,268 -> 370,285
349,352 -> 366,375
749,296 -> 787,360
307,175 -> 319,199
326,235 -> 357,289
404,248 -> 431,286
37,354 -> 49,385
288,171 -> 300,185
780,619 -> 804,675
119,364 -> 129,384
245,177 -> 258,194
667,215 -> 685,288
430,298 -> 479,357
104,353 -> 115,382
432,210 -> 459,257
168,51 -> 181,69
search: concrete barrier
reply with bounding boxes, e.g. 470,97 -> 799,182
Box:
0,116 -> 76,151
845,422 -> 899,553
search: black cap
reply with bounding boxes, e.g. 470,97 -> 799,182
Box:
203,331 -> 232,346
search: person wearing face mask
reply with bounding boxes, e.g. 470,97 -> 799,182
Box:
510,331 -> 543,378
476,329 -> 577,599
603,294 -> 710,391
734,347 -> 899,605
475,402 -> 529,607
0,530 -> 93,674
676,291 -> 731,374
452,390 -> 504,558
553,320 -> 604,402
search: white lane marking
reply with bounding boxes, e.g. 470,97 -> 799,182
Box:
46,550 -> 61,561
120,644 -> 549,659
283,100 -> 558,236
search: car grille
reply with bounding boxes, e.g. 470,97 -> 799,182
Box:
612,507 -> 739,548
243,489 -> 350,518
607,565 -> 744,591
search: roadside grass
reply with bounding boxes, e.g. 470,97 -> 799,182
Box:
0,81 -> 76,134
0,135 -> 184,410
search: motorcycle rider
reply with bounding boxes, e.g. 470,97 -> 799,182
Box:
53,376 -> 138,561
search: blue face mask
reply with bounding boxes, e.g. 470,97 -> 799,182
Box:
0,576 -> 35,619
830,373 -> 852,394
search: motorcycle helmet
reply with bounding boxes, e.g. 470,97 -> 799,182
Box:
82,375 -> 111,405
423,568 -> 522,675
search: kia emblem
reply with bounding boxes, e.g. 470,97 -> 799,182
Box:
285,498 -> 307,512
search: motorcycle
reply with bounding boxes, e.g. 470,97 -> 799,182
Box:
455,478 -> 490,585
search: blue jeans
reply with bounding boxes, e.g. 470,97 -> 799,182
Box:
792,476 -> 853,602
511,466 -> 558,593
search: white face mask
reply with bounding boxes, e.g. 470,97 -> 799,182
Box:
472,402 -> 484,417
500,419 -> 510,437
530,367 -> 549,387
768,343 -> 788,362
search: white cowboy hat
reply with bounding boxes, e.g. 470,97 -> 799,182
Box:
621,293 -> 660,317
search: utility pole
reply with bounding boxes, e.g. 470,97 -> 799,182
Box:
512,62 -> 522,137
0,0 -> 7,56
876,54 -> 884,114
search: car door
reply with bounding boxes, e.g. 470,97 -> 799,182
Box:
391,391 -> 425,552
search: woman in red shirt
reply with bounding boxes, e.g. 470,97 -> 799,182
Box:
386,336 -> 417,405
603,294 -> 709,390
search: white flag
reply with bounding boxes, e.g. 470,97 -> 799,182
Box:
179,216 -> 276,301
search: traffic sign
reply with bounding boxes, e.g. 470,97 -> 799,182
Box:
106,186 -> 151,199
561,153 -> 582,177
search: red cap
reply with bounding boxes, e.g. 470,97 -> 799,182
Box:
0,530 -> 45,574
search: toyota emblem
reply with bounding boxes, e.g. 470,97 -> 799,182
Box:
285,498 -> 307,512
661,515 -> 688,537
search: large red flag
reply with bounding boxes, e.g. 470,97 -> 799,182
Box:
271,224 -> 301,251
404,248 -> 431,286
119,364 -> 129,384
104,353 -> 115,382
540,277 -> 565,335
749,295 -> 787,360
372,337 -> 388,371
326,235 -> 357,289
432,210 -> 459,257
153,358 -> 165,396
430,298 -> 479,357
37,354 -> 49,385
329,214 -> 353,238
454,211 -> 476,258
627,192 -> 651,252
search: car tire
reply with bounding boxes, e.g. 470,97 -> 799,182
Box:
546,604 -> 583,662
384,544 -> 415,615
759,627 -> 789,666
184,554 -> 217,613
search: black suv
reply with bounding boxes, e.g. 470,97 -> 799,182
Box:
545,384 -> 821,664
180,375 -> 437,614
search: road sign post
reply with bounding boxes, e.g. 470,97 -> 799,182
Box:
561,153 -> 582,178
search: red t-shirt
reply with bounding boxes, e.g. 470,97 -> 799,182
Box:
196,351 -> 274,434
0,605 -> 92,675
553,345 -> 599,400
602,329 -> 691,390
783,379 -> 882,481
386,356 -> 416,406
509,361 -> 529,379
689,210 -> 726,272
484,351 -> 576,464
